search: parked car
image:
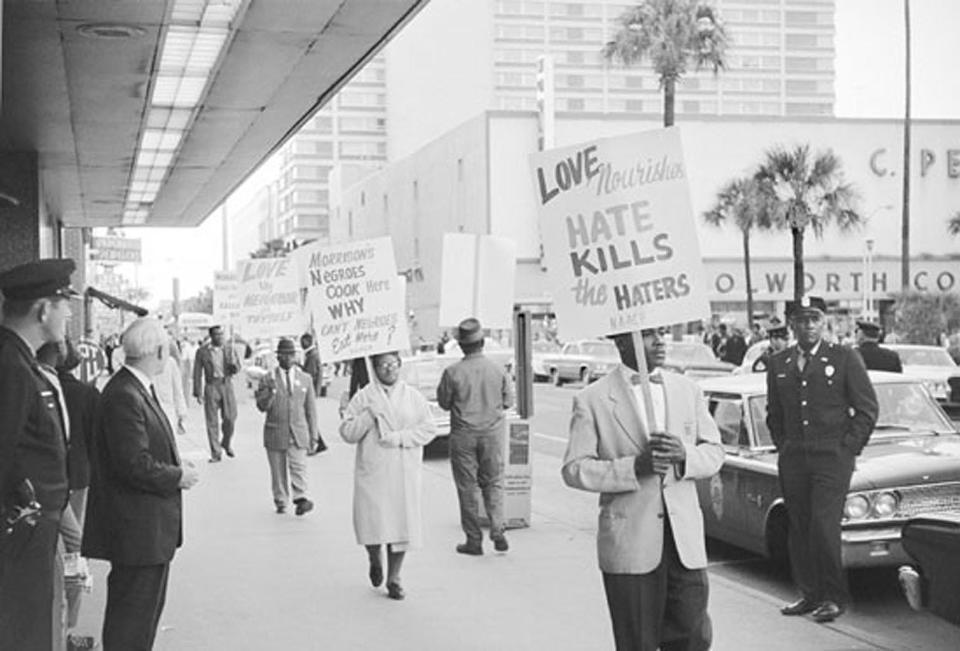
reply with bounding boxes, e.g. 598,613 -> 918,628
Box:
886,344 -> 960,412
531,339 -> 562,382
696,371 -> 960,568
899,512 -> 960,625
663,341 -> 735,380
540,339 -> 619,386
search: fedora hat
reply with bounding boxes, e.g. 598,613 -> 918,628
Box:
455,317 -> 484,345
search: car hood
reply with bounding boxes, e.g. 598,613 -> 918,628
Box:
850,434 -> 960,491
901,365 -> 960,382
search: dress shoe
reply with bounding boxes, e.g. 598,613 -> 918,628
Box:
67,634 -> 97,650
294,497 -> 314,516
780,598 -> 818,616
811,601 -> 844,623
224,447 -> 235,458
369,560 -> 383,587
456,542 -> 483,556
491,533 -> 509,552
208,456 -> 222,463
275,504 -> 286,514
386,581 -> 405,600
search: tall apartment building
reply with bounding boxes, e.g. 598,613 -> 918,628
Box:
270,56 -> 388,246
250,0 -> 834,247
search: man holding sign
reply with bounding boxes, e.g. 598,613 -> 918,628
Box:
562,327 -> 723,651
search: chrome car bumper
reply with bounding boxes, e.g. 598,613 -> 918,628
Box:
841,526 -> 911,568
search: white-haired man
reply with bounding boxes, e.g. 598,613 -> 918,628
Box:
83,317 -> 199,650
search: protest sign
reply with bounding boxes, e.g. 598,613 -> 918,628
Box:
301,237 -> 410,362
529,127 -> 709,341
236,257 -> 306,339
438,233 -> 517,329
213,271 -> 241,332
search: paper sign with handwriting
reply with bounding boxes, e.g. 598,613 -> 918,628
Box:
236,258 -> 306,338
529,127 -> 709,340
300,237 -> 409,362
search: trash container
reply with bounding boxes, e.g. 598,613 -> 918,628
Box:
901,512 -> 960,626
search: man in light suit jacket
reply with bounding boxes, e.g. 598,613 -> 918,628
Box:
254,338 -> 318,516
193,325 -> 239,461
83,318 -> 199,650
562,326 -> 723,651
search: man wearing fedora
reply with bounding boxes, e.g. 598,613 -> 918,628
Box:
855,320 -> 902,373
437,317 -> 513,555
0,258 -> 79,650
254,338 -> 317,516
766,296 -> 878,623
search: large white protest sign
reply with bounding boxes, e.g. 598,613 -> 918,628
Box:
529,127 -> 709,341
301,237 -> 409,362
213,271 -> 241,332
236,258 -> 306,339
438,233 -> 517,329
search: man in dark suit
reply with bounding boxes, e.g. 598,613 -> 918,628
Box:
83,318 -> 199,650
855,320 -> 902,372
766,296 -> 878,623
0,258 -> 78,651
193,325 -> 239,461
298,332 -> 327,454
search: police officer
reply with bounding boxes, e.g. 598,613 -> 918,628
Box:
766,296 -> 878,624
855,319 -> 902,372
0,258 -> 79,650
752,322 -> 790,373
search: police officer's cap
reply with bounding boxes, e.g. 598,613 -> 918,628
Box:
768,324 -> 789,338
0,258 -> 80,301
856,319 -> 882,337
788,295 -> 827,319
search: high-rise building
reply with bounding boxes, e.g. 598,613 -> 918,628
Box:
245,0 -> 835,247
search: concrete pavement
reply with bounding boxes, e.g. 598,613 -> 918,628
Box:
70,384 -> 940,650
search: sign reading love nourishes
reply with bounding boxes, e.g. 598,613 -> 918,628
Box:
529,127 -> 709,340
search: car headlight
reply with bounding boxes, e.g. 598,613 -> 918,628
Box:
843,494 -> 870,520
872,492 -> 899,518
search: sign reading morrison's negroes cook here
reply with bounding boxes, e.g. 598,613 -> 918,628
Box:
529,127 -> 709,341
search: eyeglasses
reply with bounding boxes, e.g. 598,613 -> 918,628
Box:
375,360 -> 400,370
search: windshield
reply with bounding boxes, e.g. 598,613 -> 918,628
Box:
581,342 -> 618,357
666,343 -> 715,365
896,348 -> 956,367
748,382 -> 954,447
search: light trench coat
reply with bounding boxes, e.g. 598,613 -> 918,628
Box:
340,380 -> 436,549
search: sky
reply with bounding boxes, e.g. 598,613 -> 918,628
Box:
128,0 -> 960,310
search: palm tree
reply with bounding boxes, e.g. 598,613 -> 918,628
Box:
948,211 -> 960,237
703,177 -> 767,329
755,145 -> 862,305
603,0 -> 728,127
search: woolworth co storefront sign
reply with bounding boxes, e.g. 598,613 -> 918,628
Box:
704,257 -> 960,302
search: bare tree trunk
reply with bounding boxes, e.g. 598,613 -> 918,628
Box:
663,76 -> 675,127
742,230 -> 754,330
792,227 -> 805,305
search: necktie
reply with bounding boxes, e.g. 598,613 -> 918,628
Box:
797,351 -> 807,372
285,370 -> 292,394
150,384 -> 160,405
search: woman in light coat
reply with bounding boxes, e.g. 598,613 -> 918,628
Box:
339,351 -> 436,600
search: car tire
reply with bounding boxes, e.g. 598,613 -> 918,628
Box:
579,367 -> 590,384
550,368 -> 563,386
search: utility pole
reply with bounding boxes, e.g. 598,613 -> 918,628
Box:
900,0 -> 912,290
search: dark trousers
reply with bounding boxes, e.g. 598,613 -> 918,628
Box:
602,519 -> 711,651
203,380 -> 236,459
778,443 -> 855,605
103,562 -> 170,651
0,516 -> 59,650
449,430 -> 505,543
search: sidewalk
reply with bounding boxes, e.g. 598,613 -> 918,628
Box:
72,389 -> 895,650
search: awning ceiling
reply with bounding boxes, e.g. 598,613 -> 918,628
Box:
0,0 -> 426,228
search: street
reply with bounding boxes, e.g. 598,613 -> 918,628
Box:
65,375 -> 959,650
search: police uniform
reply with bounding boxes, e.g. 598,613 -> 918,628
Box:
855,320 -> 903,373
0,259 -> 78,650
766,297 -> 878,619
